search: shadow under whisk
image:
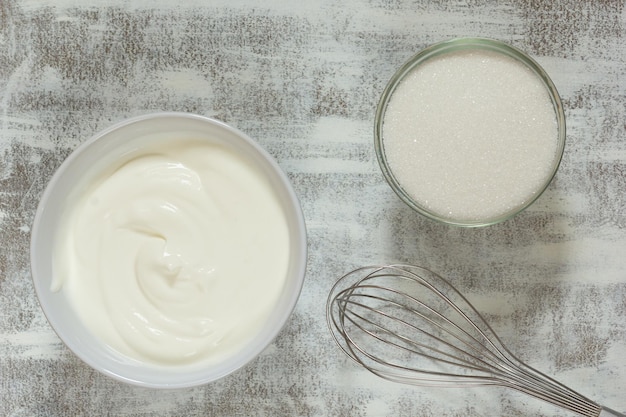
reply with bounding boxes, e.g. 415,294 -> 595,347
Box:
326,265 -> 624,417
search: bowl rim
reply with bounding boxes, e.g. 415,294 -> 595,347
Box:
30,112 -> 308,388
374,37 -> 567,227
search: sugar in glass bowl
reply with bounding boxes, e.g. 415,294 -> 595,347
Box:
30,112 -> 307,388
375,38 -> 566,227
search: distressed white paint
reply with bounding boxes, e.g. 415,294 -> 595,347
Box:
1,0 -> 625,416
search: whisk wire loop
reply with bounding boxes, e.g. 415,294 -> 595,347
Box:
335,292 -> 494,379
335,288 -> 513,379
327,265 -> 622,417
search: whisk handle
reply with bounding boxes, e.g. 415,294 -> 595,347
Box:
599,406 -> 626,417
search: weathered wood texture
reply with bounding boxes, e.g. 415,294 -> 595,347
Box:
1,0 -> 625,415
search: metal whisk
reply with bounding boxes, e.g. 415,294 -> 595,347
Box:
326,264 -> 624,417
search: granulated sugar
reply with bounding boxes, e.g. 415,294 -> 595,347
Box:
382,49 -> 559,223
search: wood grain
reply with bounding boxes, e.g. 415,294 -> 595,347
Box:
1,0 -> 625,415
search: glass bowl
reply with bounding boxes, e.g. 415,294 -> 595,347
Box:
374,38 -> 566,227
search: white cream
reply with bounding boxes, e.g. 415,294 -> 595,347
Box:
52,139 -> 290,366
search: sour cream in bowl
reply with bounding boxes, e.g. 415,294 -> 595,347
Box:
31,113 -> 307,388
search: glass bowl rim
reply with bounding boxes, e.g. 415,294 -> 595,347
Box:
374,37 -> 567,227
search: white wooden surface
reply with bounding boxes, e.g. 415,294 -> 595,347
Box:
1,0 -> 625,415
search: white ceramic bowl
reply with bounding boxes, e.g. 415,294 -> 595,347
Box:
30,112 -> 307,388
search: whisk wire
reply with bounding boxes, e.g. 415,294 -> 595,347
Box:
378,268 -> 602,415
340,271 -> 539,383
335,289 -> 514,379
334,287 -> 594,413
335,293 -> 495,380
326,265 -> 619,417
